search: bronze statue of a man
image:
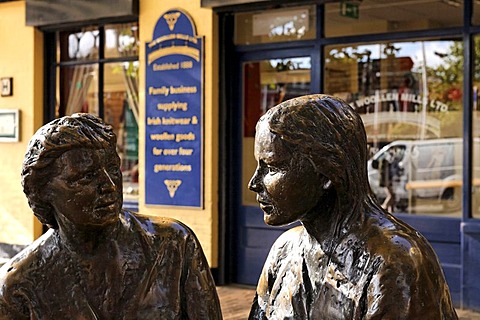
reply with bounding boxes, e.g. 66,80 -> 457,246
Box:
0,113 -> 222,319
248,94 -> 457,319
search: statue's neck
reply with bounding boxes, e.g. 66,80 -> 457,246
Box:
56,220 -> 120,256
302,210 -> 339,251
300,189 -> 341,249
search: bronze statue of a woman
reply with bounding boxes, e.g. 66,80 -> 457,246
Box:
248,94 -> 457,319
0,113 -> 222,319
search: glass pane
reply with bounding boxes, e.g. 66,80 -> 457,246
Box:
473,1 -> 480,25
57,27 -> 100,62
242,57 -> 311,205
56,64 -> 99,117
325,39 -> 463,216
234,6 -> 315,45
104,62 -> 139,201
325,0 -> 463,37
105,22 -> 139,59
473,36 -> 480,218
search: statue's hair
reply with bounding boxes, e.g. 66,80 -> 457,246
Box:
21,113 -> 117,229
258,94 -> 372,219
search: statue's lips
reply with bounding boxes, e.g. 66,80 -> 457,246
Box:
257,198 -> 273,213
94,198 -> 119,210
260,203 -> 273,212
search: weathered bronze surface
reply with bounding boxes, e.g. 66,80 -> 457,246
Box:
0,113 -> 222,319
248,95 -> 458,319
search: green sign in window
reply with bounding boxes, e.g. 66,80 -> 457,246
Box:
340,1 -> 359,19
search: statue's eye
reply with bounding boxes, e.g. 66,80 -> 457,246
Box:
85,172 -> 96,179
267,165 -> 280,174
76,171 -> 96,184
107,167 -> 121,178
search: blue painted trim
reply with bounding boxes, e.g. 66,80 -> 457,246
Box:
462,221 -> 480,234
235,39 -> 317,54
318,27 -> 463,46
122,200 -> 139,212
237,47 -> 314,63
462,0 -> 474,309
313,4 -> 323,93
463,0 -> 474,221
235,30 -> 464,54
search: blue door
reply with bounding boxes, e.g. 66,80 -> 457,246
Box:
235,55 -> 312,284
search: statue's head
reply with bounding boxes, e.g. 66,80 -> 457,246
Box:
249,94 -> 371,226
21,113 -> 121,229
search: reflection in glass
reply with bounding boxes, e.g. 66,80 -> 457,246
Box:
57,65 -> 99,117
104,62 -> 139,200
473,1 -> 480,26
242,57 -> 311,205
472,36 -> 480,218
105,23 -> 139,59
325,40 -> 463,216
234,6 -> 315,45
57,28 -> 100,62
325,0 -> 462,37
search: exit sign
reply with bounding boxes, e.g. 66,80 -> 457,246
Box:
340,1 -> 359,19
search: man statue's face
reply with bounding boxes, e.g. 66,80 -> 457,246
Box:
248,120 -> 327,226
46,147 -> 123,229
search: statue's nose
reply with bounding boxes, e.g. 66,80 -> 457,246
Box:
248,169 -> 262,192
99,168 -> 116,192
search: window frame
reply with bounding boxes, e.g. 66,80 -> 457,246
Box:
43,20 -> 140,211
44,21 -> 139,122
224,1 -> 480,220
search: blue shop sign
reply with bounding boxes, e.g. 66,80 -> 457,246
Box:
145,9 -> 204,208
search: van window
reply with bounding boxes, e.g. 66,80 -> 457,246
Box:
412,144 -> 455,181
368,140 -> 462,215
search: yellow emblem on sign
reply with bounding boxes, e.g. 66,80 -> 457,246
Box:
164,12 -> 181,31
164,179 -> 182,198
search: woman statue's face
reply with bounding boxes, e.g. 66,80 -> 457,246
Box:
45,147 -> 122,229
248,120 -> 327,226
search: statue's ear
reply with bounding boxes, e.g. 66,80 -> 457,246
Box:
35,180 -> 56,208
323,180 -> 332,190
316,171 -> 331,189
39,181 -> 53,203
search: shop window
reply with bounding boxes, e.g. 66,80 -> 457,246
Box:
325,39 -> 464,216
473,1 -> 480,25
54,22 -> 139,203
241,57 -> 311,205
234,6 -> 316,45
105,23 -> 139,59
56,27 -> 100,62
325,0 -> 463,37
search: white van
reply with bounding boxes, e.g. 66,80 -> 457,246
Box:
367,138 -> 474,212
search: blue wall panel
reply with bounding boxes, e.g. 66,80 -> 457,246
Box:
398,215 -> 461,306
462,222 -> 480,311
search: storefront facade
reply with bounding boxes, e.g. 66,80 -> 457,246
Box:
0,0 -> 480,310
211,0 -> 480,310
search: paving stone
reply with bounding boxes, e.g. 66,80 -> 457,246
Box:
216,285 -> 480,320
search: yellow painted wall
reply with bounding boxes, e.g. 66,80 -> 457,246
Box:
0,0 -> 220,268
139,1 -> 219,267
0,1 -> 44,244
